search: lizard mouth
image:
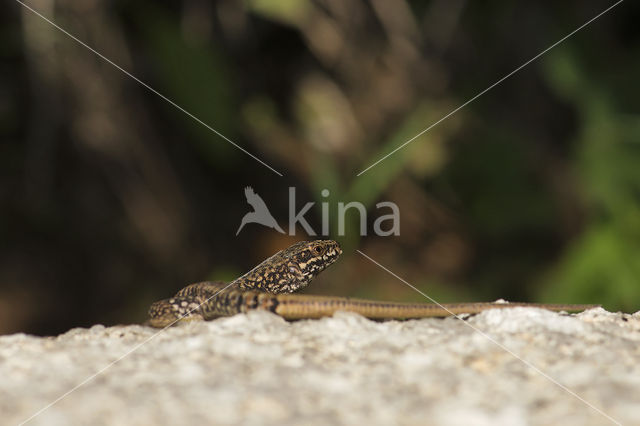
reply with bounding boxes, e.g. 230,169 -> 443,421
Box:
324,241 -> 342,263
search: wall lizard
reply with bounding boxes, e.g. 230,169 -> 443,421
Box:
147,240 -> 598,327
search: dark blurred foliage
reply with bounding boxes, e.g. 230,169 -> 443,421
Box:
1,0 -> 638,335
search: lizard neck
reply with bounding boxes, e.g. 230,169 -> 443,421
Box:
231,251 -> 292,294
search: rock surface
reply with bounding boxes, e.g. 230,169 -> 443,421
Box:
1,307 -> 639,425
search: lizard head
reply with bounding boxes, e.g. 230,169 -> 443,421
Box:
282,240 -> 342,289
234,240 -> 342,294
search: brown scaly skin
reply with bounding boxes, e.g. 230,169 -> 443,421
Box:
147,240 -> 599,327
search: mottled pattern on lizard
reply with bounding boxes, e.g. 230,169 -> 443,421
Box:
147,240 -> 598,327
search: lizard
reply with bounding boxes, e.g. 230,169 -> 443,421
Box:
147,240 -> 598,327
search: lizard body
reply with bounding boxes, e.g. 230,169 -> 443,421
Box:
147,240 -> 597,327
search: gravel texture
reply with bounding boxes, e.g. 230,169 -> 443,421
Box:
1,307 -> 639,425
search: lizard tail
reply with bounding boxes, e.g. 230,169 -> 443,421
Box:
272,294 -> 599,320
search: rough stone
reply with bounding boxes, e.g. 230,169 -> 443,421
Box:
1,307 -> 638,425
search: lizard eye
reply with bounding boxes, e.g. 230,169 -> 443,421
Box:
313,246 -> 323,256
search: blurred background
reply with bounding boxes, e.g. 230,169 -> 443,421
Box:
1,0 -> 638,336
